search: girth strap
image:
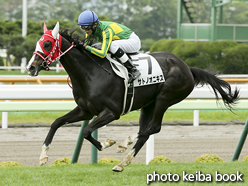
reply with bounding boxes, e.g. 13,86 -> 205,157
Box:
123,83 -> 134,115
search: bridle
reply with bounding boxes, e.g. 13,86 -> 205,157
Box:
33,33 -> 75,71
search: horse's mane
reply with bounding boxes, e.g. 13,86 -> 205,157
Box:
59,28 -> 86,45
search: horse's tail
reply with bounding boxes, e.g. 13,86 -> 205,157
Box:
190,67 -> 240,110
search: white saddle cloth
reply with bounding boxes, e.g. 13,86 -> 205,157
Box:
106,53 -> 165,87
106,53 -> 165,115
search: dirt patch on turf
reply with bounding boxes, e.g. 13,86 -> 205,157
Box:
0,124 -> 247,166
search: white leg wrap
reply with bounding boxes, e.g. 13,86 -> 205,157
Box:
100,139 -> 116,150
39,144 -> 50,165
121,149 -> 135,166
112,149 -> 135,172
117,133 -> 138,153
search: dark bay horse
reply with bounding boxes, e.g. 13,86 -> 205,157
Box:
26,22 -> 239,172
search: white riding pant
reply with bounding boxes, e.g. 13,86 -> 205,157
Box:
108,32 -> 141,54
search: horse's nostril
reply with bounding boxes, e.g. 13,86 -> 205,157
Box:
29,65 -> 35,71
27,65 -> 38,76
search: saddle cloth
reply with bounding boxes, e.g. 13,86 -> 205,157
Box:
106,53 -> 165,115
106,53 -> 165,87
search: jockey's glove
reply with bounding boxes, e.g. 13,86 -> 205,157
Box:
73,41 -> 84,49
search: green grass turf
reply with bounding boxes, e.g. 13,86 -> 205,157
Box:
1,110 -> 247,124
0,162 -> 247,185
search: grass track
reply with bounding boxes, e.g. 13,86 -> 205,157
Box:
1,110 -> 248,124
0,162 -> 247,185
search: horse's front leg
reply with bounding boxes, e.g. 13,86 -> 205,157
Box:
83,108 -> 119,151
40,106 -> 93,166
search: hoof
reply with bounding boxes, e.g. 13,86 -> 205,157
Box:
101,139 -> 116,150
112,164 -> 124,172
39,157 -> 48,166
116,145 -> 127,153
106,139 -> 116,147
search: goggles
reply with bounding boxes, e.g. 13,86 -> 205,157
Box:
80,25 -> 92,31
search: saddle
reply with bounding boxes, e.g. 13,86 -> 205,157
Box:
92,43 -> 165,115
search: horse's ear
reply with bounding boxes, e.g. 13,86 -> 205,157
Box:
52,22 -> 60,38
43,23 -> 48,33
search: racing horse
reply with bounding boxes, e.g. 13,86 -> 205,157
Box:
26,22 -> 239,172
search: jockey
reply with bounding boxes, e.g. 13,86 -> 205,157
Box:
77,10 -> 141,83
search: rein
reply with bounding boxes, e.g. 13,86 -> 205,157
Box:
67,76 -> 73,89
82,49 -> 111,75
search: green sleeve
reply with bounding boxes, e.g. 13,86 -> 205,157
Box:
86,28 -> 113,58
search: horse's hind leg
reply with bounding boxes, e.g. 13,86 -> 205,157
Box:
116,133 -> 138,153
40,106 -> 93,166
113,85 -> 192,171
116,103 -> 155,153
113,101 -> 158,172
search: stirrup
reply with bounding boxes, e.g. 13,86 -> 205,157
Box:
128,71 -> 141,84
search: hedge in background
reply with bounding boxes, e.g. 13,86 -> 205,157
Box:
148,156 -> 172,165
0,161 -> 23,167
195,154 -> 224,163
150,39 -> 248,74
98,158 -> 121,164
51,157 -> 71,166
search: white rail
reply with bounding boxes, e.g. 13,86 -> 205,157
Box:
0,84 -> 247,100
0,64 -> 64,73
0,83 -> 247,129
0,85 -> 73,100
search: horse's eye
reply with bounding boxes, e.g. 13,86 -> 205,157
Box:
43,41 -> 52,51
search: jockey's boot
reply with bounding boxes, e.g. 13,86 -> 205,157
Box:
123,59 -> 141,84
113,48 -> 141,84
